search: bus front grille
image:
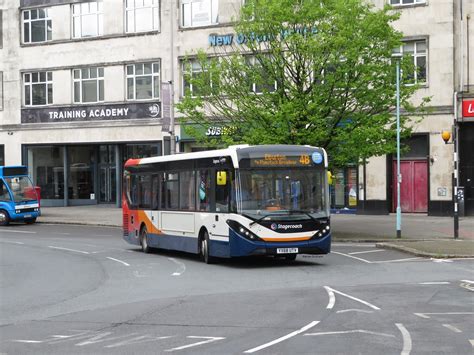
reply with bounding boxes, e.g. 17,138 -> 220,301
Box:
123,214 -> 129,236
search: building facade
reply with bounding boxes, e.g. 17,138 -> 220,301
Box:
0,0 -> 473,214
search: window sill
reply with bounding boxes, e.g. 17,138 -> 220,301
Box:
389,2 -> 427,10
20,30 -> 161,48
179,22 -> 233,32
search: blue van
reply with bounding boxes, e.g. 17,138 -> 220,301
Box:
0,166 -> 40,226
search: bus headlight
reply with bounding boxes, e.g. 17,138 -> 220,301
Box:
313,224 -> 330,239
226,220 -> 263,241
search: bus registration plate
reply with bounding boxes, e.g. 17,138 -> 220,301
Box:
277,248 -> 298,254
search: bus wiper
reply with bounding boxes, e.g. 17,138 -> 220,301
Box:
287,210 -> 318,222
249,212 -> 288,226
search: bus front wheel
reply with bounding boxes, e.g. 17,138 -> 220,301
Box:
140,226 -> 151,253
0,210 -> 10,226
200,230 -> 214,264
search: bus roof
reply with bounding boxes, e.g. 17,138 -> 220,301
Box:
124,144 -> 328,169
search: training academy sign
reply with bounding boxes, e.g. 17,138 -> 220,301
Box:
21,102 -> 161,124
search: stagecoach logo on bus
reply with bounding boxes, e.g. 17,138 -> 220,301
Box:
21,102 -> 162,123
270,223 -> 303,231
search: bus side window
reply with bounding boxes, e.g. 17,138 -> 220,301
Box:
0,180 -> 11,201
216,170 -> 230,213
196,170 -> 210,211
151,174 -> 161,210
179,170 -> 195,210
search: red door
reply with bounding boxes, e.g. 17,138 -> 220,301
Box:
392,160 -> 428,213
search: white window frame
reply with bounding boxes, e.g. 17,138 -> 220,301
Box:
23,71 -> 53,106
394,39 -> 427,85
181,0 -> 218,28
246,56 -> 277,94
126,62 -> 161,100
73,67 -> 104,103
181,59 -> 220,97
72,1 -> 103,38
389,0 -> 425,6
22,8 -> 52,44
125,0 -> 160,33
0,71 -> 3,111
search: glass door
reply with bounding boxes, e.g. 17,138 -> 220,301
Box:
99,145 -> 116,204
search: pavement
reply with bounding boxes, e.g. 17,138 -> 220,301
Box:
35,205 -> 474,258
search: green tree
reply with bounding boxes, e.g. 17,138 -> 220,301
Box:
177,0 -> 428,167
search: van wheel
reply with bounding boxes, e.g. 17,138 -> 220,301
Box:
0,210 -> 10,226
140,226 -> 151,253
200,230 -> 214,264
25,218 -> 37,224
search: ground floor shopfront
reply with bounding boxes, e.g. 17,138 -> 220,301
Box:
22,142 -> 165,207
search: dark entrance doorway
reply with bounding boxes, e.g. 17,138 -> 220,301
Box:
99,145 -> 116,204
459,123 -> 474,216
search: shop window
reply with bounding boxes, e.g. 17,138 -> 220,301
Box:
126,0 -> 160,33
68,146 -> 95,200
126,62 -> 160,100
22,8 -> 52,43
72,1 -> 103,38
123,143 -> 161,162
27,146 -> 64,200
181,0 -> 218,28
73,67 -> 104,103
24,71 -> 53,106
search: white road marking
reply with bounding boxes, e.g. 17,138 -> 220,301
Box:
324,287 -> 336,309
167,257 -> 186,276
396,323 -> 412,355
324,286 -> 380,310
372,257 -> 423,264
304,329 -> 395,338
53,232 -> 71,235
105,335 -> 172,348
419,282 -> 451,285
332,251 -> 372,263
106,257 -> 130,266
11,340 -> 43,343
336,309 -> 374,314
349,249 -> 386,255
470,339 -> 474,347
0,229 -> 36,234
165,336 -> 225,352
460,282 -> 474,291
243,321 -> 319,353
414,312 -> 474,319
75,332 -> 138,346
442,324 -> 462,333
1,241 -> 25,245
48,246 -> 89,254
431,259 -> 453,263
461,280 -> 474,283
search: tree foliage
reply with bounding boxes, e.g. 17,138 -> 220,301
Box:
177,0 -> 429,167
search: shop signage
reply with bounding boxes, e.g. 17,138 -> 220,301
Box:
21,102 -> 161,124
462,99 -> 474,118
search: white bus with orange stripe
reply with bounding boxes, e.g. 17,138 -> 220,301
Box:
122,145 -> 331,263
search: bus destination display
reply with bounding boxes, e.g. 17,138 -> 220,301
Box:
250,153 -> 318,167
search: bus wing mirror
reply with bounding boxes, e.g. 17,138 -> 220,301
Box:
217,171 -> 227,186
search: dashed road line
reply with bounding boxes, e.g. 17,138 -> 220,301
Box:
414,312 -> 474,319
336,309 -> 374,314
442,324 -> 462,333
167,257 -> 186,276
304,329 -> 395,338
396,323 -> 412,355
419,282 -> 451,285
349,249 -> 386,255
48,246 -> 90,254
1,241 -> 25,245
0,229 -> 36,234
324,286 -> 380,310
243,321 -> 319,353
106,257 -> 130,266
165,336 -> 225,352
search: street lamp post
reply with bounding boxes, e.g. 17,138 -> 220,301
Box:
393,53 -> 402,239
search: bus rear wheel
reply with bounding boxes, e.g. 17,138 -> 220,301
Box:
0,210 -> 10,226
200,230 -> 214,264
140,226 -> 151,253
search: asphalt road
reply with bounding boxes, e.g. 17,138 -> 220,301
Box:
0,224 -> 473,355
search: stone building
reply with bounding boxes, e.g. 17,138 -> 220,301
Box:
0,0 -> 472,215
